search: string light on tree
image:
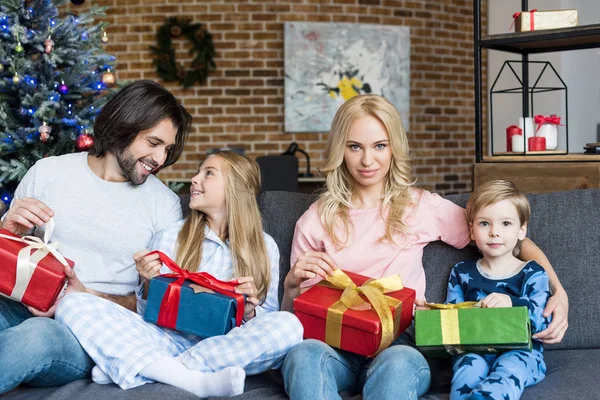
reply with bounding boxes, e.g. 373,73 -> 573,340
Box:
39,121 -> 51,143
0,64 -> 4,73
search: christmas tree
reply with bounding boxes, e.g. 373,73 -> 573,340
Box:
0,0 -> 118,203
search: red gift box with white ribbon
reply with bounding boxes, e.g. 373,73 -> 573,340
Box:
0,220 -> 73,311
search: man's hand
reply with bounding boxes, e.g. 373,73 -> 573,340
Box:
1,198 -> 54,235
27,265 -> 89,318
533,287 -> 569,344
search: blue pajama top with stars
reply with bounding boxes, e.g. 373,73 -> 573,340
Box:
445,259 -> 552,353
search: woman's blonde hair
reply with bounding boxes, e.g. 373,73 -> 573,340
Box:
175,151 -> 271,301
466,180 -> 530,256
318,94 -> 416,247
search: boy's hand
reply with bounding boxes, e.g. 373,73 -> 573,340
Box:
481,293 -> 512,308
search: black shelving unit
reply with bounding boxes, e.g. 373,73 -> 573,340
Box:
473,1 -> 600,163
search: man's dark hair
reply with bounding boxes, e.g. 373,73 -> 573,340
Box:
90,80 -> 191,168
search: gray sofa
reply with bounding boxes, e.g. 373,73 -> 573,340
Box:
4,189 -> 599,399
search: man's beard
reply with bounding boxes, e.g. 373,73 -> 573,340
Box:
116,149 -> 156,185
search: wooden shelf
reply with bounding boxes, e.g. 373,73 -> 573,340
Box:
481,24 -> 600,54
482,153 -> 600,163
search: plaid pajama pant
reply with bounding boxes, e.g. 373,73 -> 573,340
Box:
55,292 -> 303,389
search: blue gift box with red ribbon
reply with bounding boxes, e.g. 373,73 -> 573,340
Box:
142,251 -> 245,338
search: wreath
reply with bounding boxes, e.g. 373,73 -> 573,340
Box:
150,17 -> 216,88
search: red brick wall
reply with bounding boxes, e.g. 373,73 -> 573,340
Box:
67,0 -> 486,195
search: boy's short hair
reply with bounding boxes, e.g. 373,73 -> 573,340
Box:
466,180 -> 531,227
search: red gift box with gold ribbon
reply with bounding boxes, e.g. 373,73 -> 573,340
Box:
293,269 -> 415,357
0,226 -> 72,312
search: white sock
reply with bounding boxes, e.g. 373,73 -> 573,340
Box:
91,365 -> 113,385
139,356 -> 245,398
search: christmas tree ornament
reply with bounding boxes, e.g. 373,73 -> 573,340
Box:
101,31 -> 108,43
39,121 -> 51,142
12,73 -> 21,84
0,64 -> 4,73
76,132 -> 94,151
70,0 -> 85,5
15,42 -> 24,53
101,69 -> 116,87
44,36 -> 54,54
58,80 -> 68,94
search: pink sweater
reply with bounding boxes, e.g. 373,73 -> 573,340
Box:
291,189 -> 471,301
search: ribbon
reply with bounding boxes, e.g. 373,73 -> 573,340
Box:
149,250 -> 244,331
0,218 -> 69,301
511,9 -> 537,31
425,301 -> 480,346
319,269 -> 405,357
534,114 -> 563,132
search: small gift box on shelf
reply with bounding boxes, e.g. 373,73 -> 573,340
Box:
293,269 -> 415,357
143,251 -> 245,338
415,302 -> 532,357
513,9 -> 578,33
490,60 -> 568,156
0,219 -> 73,312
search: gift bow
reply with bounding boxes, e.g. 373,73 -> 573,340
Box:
511,9 -> 537,31
425,301 -> 481,345
149,250 -> 244,331
0,218 -> 68,301
319,269 -> 405,357
534,114 -> 563,132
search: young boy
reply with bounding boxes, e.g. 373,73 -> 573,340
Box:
447,180 -> 551,400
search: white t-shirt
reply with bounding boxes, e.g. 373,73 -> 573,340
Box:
8,152 -> 182,295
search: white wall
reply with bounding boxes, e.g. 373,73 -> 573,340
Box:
487,0 -> 599,153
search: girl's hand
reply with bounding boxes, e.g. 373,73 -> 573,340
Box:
481,293 -> 512,308
133,250 -> 162,281
284,251 -> 336,293
235,276 -> 259,321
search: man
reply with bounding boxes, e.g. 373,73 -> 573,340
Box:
0,80 -> 191,393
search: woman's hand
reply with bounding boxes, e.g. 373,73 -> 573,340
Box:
533,287 -> 569,344
235,276 -> 259,321
133,250 -> 163,281
481,293 -> 512,308
284,251 -> 336,293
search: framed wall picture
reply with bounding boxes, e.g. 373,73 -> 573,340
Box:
284,22 -> 410,133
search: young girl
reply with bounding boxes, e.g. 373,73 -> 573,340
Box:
447,180 -> 550,399
55,151 -> 303,398
280,95 -> 567,399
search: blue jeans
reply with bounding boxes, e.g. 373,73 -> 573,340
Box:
281,324 -> 431,400
0,296 -> 93,394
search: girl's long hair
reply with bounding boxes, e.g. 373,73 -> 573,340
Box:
175,151 -> 271,301
319,94 -> 416,247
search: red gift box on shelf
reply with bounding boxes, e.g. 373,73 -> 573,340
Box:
294,269 -> 415,357
0,223 -> 73,312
